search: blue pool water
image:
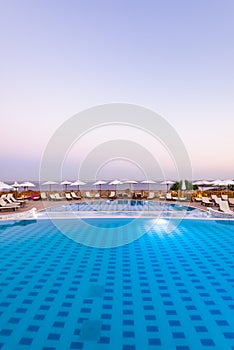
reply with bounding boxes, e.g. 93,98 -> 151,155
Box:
40,200 -> 205,219
0,218 -> 234,349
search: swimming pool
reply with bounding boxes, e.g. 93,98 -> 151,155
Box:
40,200 -> 206,219
0,218 -> 234,349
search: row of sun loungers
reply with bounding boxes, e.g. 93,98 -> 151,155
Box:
0,197 -> 21,211
39,191 -> 156,200
201,195 -> 234,207
200,194 -> 234,216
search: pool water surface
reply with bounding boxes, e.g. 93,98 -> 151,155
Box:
40,200 -> 206,219
0,218 -> 234,349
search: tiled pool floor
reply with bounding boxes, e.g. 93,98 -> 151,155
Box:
0,218 -> 234,349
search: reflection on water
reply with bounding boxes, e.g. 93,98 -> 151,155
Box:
0,219 -> 37,232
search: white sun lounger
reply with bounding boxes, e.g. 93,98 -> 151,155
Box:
166,193 -> 178,201
0,198 -> 20,211
65,193 -> 73,200
201,197 -> 213,206
6,193 -> 26,206
108,191 -> 116,199
85,192 -> 94,198
221,194 -> 228,201
218,201 -> 234,215
147,192 -> 155,200
71,192 -> 81,199
41,192 -> 48,200
54,193 -> 66,200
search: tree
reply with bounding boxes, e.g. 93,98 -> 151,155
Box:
170,180 -> 198,191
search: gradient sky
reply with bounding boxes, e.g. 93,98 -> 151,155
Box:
1,0 -> 234,181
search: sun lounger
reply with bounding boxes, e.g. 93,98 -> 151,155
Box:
166,193 -> 172,200
211,194 -> 218,202
201,197 -> 213,206
54,193 -> 65,200
166,193 -> 178,201
159,194 -> 166,200
85,191 -> 94,198
221,194 -> 228,201
4,194 -> 16,204
211,194 -> 223,205
94,193 -> 100,198
40,192 -> 48,200
147,192 -> 155,200
6,193 -> 26,206
194,196 -> 202,202
228,198 -> 234,207
71,191 -> 81,200
0,198 -> 20,211
65,193 -> 73,200
108,191 -> 116,199
179,196 -> 187,201
218,201 -> 234,215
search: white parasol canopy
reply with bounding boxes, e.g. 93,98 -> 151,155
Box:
20,181 -> 35,190
109,180 -> 123,194
141,179 -> 156,191
109,179 -> 123,185
212,179 -> 234,188
123,180 -> 138,191
192,179 -> 213,186
192,179 -> 214,192
11,181 -> 21,190
161,180 -> 175,191
0,181 -> 13,191
222,179 -> 234,186
93,180 -> 107,194
42,181 -> 58,191
124,180 -> 138,184
210,179 -> 222,186
70,180 -> 86,191
141,180 -> 156,184
60,180 -> 72,191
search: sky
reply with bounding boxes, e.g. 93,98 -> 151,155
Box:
0,0 -> 234,182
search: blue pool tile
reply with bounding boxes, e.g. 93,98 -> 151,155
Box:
122,345 -> 136,350
216,320 -> 229,326
27,325 -> 40,332
169,320 -> 181,326
19,337 -> 33,345
200,338 -> 215,346
69,342 -> 83,349
194,326 -> 208,332
223,332 -> 234,339
99,336 -> 110,343
0,329 -> 12,336
47,333 -> 61,340
172,332 -> 186,339
8,317 -> 20,324
123,319 -> 134,325
33,314 -> 45,320
148,338 -> 162,345
146,325 -> 159,332
123,331 -> 135,338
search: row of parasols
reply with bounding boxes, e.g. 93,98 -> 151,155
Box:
192,179 -> 234,189
1,179 -> 233,192
0,179 -> 176,192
